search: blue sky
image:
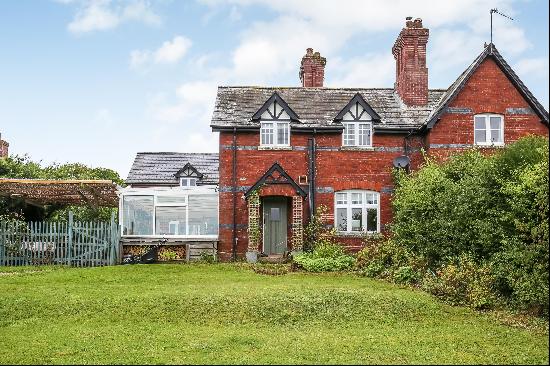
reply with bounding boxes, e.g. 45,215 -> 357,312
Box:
0,0 -> 548,178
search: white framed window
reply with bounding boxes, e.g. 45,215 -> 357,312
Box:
180,177 -> 197,187
335,190 -> 380,233
261,121 -> 289,146
121,192 -> 218,237
474,114 -> 504,146
343,122 -> 372,147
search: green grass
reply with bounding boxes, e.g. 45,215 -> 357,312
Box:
0,264 -> 548,364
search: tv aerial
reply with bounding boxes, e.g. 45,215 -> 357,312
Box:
490,8 -> 514,44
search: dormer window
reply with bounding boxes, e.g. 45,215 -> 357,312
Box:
342,102 -> 372,147
175,163 -> 203,187
335,94 -> 380,148
180,177 -> 197,187
253,92 -> 299,148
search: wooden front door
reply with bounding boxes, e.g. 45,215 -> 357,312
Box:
262,198 -> 287,255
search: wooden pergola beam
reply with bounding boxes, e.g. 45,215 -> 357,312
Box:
0,179 -> 120,207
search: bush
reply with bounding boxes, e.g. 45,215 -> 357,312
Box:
199,252 -> 216,264
389,136 -> 549,315
355,239 -> 422,282
421,254 -> 497,309
293,243 -> 355,272
393,266 -> 419,285
303,205 -> 339,251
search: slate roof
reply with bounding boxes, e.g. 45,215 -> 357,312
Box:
426,44 -> 549,128
211,43 -> 549,132
126,153 -> 219,185
211,87 -> 447,131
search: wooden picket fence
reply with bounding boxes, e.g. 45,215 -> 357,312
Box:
0,212 -> 120,267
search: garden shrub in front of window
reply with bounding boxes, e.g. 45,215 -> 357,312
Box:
293,243 -> 355,272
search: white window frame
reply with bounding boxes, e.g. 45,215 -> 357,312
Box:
474,114 -> 504,146
119,187 -> 219,239
334,190 -> 380,233
342,122 -> 372,147
261,121 -> 290,147
180,177 -> 198,187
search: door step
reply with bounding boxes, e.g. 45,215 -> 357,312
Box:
258,255 -> 288,264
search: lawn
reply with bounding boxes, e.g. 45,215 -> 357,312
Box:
0,264 -> 548,365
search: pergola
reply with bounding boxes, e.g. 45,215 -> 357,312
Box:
0,179 -> 120,207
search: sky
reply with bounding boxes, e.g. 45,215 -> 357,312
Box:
0,0 -> 548,179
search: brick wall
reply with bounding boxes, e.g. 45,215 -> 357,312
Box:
218,130 -> 415,259
428,57 -> 549,160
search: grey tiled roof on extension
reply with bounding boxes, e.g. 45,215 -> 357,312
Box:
126,152 -> 219,185
211,87 -> 447,131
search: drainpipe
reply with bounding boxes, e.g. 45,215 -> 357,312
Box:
404,129 -> 413,156
232,127 -> 237,261
307,130 -> 316,220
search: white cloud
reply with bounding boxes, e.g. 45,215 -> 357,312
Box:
130,35 -> 192,69
66,0 -> 161,34
198,0 -> 531,87
327,54 -> 395,88
514,57 -> 549,79
155,36 -> 193,64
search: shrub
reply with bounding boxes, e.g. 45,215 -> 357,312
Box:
293,243 -> 355,272
355,239 -> 418,277
393,266 -> 419,285
421,254 -> 497,309
389,136 -> 549,315
304,205 -> 338,251
199,252 -> 216,264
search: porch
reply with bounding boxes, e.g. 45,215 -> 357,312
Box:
244,163 -> 307,262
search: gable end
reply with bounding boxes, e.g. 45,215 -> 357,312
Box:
426,44 -> 549,129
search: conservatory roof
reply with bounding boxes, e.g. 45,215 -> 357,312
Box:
0,178 -> 120,207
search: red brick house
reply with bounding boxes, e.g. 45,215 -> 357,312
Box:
210,17 -> 549,261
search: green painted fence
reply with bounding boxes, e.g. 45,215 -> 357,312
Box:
0,212 -> 120,267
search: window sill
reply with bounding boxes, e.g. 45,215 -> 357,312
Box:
336,231 -> 378,237
474,144 -> 505,149
340,146 -> 374,151
258,146 -> 292,151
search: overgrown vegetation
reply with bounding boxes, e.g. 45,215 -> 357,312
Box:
296,205 -> 355,272
0,155 -> 123,221
357,136 -> 549,317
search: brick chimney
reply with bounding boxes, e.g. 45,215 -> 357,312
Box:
0,133 -> 8,158
299,48 -> 326,87
392,17 -> 429,106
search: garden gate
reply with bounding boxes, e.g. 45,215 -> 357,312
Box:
0,212 -> 120,267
